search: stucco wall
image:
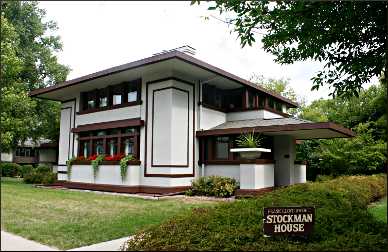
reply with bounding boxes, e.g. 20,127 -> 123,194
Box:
1,152 -> 13,162
294,164 -> 306,184
39,149 -> 57,163
75,105 -> 141,126
204,165 -> 240,181
59,100 -> 76,165
144,78 -> 195,183
226,109 -> 283,121
67,165 -> 140,186
200,107 -> 226,130
240,163 -> 274,189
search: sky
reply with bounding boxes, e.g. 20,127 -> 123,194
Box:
39,1 -> 334,104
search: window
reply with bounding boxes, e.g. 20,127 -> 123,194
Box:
247,89 -> 256,109
202,84 -> 223,109
80,141 -> 89,157
258,96 -> 265,108
127,83 -> 138,103
214,136 -> 229,160
275,102 -> 283,112
268,97 -> 275,109
107,138 -> 118,156
78,127 -> 140,159
122,138 -> 134,155
80,79 -> 141,113
15,147 -> 37,157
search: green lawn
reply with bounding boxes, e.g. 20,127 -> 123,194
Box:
0,178 -> 217,250
368,197 -> 387,223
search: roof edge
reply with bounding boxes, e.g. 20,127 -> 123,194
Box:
196,121 -> 355,138
29,51 -> 298,107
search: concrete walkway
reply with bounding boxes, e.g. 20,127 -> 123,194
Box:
1,231 -> 58,251
68,237 -> 130,251
1,230 -> 131,251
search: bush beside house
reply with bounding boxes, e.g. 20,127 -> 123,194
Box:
185,176 -> 238,198
123,174 -> 386,251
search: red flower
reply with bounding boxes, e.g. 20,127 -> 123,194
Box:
88,154 -> 98,161
76,156 -> 86,161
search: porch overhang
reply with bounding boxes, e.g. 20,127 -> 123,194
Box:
196,121 -> 355,140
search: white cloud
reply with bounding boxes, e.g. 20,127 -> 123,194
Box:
39,1 -> 341,104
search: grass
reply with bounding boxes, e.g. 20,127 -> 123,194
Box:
368,197 -> 387,223
123,174 -> 387,251
0,178 -> 217,250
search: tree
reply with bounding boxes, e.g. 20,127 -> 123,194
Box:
1,1 -> 70,152
297,82 -> 387,179
194,1 -> 388,97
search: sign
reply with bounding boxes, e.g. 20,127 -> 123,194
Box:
263,207 -> 315,237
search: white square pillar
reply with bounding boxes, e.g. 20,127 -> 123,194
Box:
239,164 -> 274,190
273,135 -> 296,186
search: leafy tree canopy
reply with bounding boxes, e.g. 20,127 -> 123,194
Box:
1,1 -> 70,152
193,1 -> 387,97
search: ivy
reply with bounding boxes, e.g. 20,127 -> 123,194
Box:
120,155 -> 134,182
66,157 -> 76,180
92,155 -> 105,180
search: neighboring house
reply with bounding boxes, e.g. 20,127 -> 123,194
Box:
1,138 -> 58,167
30,48 -> 354,195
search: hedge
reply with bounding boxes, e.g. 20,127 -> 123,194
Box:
123,174 -> 387,251
0,163 -> 21,177
185,176 -> 238,198
23,164 -> 56,184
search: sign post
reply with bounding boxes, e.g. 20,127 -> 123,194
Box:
263,207 -> 315,237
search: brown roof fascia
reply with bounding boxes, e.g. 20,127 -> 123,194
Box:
29,51 -> 298,107
196,122 -> 355,138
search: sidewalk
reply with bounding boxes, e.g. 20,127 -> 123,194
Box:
1,231 -> 57,251
1,230 -> 130,251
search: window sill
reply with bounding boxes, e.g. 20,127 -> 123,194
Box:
77,100 -> 142,115
72,160 -> 141,165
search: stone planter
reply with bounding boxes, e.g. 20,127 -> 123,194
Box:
230,148 -> 271,160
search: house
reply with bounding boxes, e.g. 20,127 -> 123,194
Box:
1,138 -> 58,167
30,48 -> 354,195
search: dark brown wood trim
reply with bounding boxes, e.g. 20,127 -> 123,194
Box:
294,160 -> 307,165
235,187 -> 274,197
29,51 -> 297,107
61,181 -> 189,194
72,160 -> 141,165
143,173 -> 197,178
76,100 -> 142,115
151,86 -> 190,167
147,76 -> 195,86
204,159 -> 274,165
196,122 -> 356,138
57,171 -> 68,174
71,118 -> 144,133
144,77 -> 195,177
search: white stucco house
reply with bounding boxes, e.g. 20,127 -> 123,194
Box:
30,49 -> 354,195
1,138 -> 57,167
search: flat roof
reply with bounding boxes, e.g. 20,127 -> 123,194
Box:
196,119 -> 355,139
30,51 -> 298,107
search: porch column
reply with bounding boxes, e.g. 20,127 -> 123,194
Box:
273,135 -> 296,186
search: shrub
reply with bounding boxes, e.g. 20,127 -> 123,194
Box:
23,164 -> 56,184
124,174 -> 387,251
0,163 -> 21,177
186,176 -> 238,198
20,165 -> 34,177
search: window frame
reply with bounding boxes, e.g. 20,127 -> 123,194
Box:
77,127 -> 140,161
79,79 -> 142,115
